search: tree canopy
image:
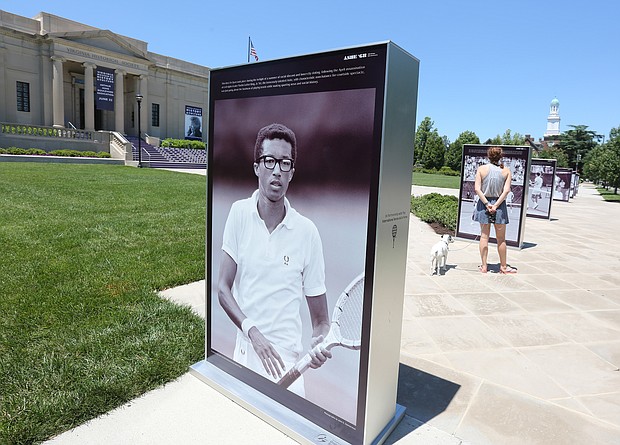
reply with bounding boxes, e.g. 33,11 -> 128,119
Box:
583,125 -> 620,193
559,124 -> 598,172
414,117 -> 447,169
445,130 -> 480,171
533,146 -> 569,168
484,129 -> 526,146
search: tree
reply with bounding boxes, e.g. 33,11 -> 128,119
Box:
421,129 -> 445,170
559,124 -> 598,172
585,125 -> 620,193
445,130 -> 480,171
486,129 -> 526,146
413,117 -> 433,167
533,146 -> 569,168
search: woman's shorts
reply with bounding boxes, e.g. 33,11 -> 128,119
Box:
473,197 -> 509,224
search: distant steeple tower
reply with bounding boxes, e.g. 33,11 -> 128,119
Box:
544,97 -> 560,136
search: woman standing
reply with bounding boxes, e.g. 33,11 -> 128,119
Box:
473,146 -> 517,274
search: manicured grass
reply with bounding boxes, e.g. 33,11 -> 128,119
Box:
597,187 -> 620,202
0,163 -> 206,444
412,171 -> 460,189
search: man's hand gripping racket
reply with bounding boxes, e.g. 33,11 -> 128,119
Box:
278,273 -> 364,388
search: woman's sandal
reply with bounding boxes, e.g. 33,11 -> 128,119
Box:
500,266 -> 518,274
478,265 -> 487,274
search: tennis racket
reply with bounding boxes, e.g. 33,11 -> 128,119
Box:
277,273 -> 365,388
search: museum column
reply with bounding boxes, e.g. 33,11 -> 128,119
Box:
138,75 -> 148,137
114,69 -> 125,133
51,56 -> 65,128
83,62 -> 96,130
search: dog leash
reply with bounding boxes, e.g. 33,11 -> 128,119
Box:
446,234 -> 480,251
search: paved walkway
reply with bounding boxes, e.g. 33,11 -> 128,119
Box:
46,178 -> 620,445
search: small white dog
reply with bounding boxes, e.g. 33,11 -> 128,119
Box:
430,234 -> 454,276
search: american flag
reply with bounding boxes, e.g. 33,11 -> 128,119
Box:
249,39 -> 259,62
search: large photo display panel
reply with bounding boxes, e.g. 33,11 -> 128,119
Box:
456,144 -> 530,248
554,168 -> 572,202
526,158 -> 557,219
570,172 -> 580,198
205,44 -> 391,444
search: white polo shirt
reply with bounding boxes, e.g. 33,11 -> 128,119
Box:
222,190 -> 326,364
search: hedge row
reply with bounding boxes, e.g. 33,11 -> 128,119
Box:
413,166 -> 460,176
0,147 -> 111,158
161,138 -> 206,150
410,193 -> 458,231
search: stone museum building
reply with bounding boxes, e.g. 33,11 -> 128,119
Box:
0,10 -> 209,144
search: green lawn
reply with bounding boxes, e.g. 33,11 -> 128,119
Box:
0,163 -> 206,444
597,187 -> 620,202
412,171 -> 460,189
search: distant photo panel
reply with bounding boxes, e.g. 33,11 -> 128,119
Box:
526,158 -> 557,219
456,144 -> 530,248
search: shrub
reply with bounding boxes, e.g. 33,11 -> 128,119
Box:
161,138 -> 206,150
50,149 -> 80,157
1,147 -> 111,158
413,166 -> 460,176
438,166 -> 460,176
3,147 -> 29,155
410,193 -> 458,231
26,148 -> 47,155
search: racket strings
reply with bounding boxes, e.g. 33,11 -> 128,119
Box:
336,279 -> 364,342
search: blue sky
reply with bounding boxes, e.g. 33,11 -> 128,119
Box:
4,1 -> 619,142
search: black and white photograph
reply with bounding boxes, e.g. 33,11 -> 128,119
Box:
205,44 -> 392,444
184,105 -> 203,140
456,144 -> 530,249
554,168 -> 572,202
570,172 -> 580,198
526,158 -> 556,219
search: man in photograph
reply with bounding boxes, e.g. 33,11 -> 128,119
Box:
529,171 -> 544,210
186,116 -> 202,139
217,123 -> 331,397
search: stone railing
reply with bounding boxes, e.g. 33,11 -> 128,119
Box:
110,132 -> 133,161
0,123 -> 96,140
0,122 -> 130,161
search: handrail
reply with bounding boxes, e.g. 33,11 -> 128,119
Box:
67,121 -> 77,130
141,146 -> 151,164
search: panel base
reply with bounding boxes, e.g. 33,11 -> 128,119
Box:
190,360 -> 404,445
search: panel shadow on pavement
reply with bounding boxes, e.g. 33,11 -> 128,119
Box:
391,363 -> 460,437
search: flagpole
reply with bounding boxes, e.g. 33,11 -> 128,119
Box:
247,36 -> 250,63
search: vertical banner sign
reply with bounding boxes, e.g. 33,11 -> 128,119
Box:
554,168 -> 572,202
456,144 -> 530,249
526,158 -> 557,219
95,67 -> 115,111
185,106 -> 203,140
192,42 -> 419,445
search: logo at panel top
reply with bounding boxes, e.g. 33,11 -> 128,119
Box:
343,51 -> 378,61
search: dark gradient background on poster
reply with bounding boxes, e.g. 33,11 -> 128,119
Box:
206,44 -> 388,444
554,168 -> 572,202
526,158 -> 557,219
456,145 -> 530,248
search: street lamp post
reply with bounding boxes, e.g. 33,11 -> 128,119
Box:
136,94 -> 143,168
575,153 -> 581,173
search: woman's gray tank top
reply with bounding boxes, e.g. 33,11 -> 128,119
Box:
481,164 -> 505,197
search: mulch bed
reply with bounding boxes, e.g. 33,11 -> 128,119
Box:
429,222 -> 454,236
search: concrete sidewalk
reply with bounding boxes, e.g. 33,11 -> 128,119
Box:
46,180 -> 620,444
